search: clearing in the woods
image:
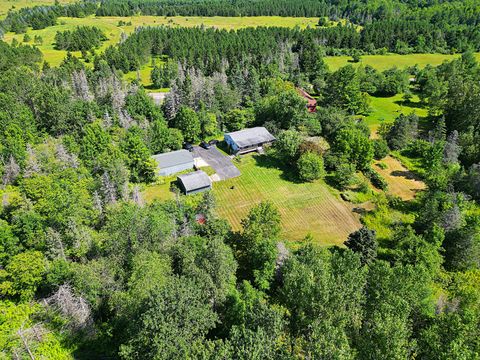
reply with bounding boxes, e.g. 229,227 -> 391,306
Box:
0,0 -> 74,18
325,53 -> 480,72
364,93 -> 428,135
373,156 -> 426,201
144,153 -> 361,246
213,154 -> 361,246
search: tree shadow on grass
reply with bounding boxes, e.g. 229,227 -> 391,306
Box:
390,169 -> 422,181
393,99 -> 426,109
252,153 -> 303,184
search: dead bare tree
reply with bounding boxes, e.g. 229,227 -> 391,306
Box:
101,172 -> 117,205
44,284 -> 93,333
55,144 -> 79,169
131,185 -> 144,207
45,227 -> 66,260
71,69 -> 93,102
2,155 -> 20,187
24,144 -> 41,178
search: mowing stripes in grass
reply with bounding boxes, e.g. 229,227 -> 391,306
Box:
214,154 -> 360,246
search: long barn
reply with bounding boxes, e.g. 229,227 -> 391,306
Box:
224,127 -> 275,154
152,149 -> 194,176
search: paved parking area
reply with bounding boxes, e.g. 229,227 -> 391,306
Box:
193,146 -> 241,180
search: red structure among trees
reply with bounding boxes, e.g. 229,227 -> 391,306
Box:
297,88 -> 317,112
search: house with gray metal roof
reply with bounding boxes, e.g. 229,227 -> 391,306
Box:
152,149 -> 194,176
177,170 -> 212,195
224,127 -> 276,154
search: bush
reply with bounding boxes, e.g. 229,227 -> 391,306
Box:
373,139 -> 389,160
363,167 -> 388,190
377,162 -> 388,170
331,163 -> 357,190
297,152 -> 325,182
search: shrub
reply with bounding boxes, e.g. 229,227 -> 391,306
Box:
377,162 -> 388,170
331,163 -> 357,190
373,139 -> 389,160
297,152 -> 325,182
364,167 -> 388,190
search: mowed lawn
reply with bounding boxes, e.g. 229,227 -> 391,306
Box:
4,15 -> 319,66
363,93 -> 428,135
325,53 -> 480,71
214,154 -> 361,246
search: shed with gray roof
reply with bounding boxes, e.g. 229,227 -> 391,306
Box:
177,170 -> 212,195
224,127 -> 276,154
152,149 -> 194,176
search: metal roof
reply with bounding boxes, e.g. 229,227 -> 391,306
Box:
152,149 -> 194,169
226,127 -> 276,149
177,170 -> 212,192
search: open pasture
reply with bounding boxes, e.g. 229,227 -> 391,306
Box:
325,53 -> 480,72
363,93 -> 428,135
213,154 -> 361,246
0,0 -> 74,19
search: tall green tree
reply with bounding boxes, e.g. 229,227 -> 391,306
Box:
121,127 -> 156,183
173,106 -> 201,142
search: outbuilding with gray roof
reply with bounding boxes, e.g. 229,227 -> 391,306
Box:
224,127 -> 275,154
177,170 -> 212,195
152,149 -> 194,176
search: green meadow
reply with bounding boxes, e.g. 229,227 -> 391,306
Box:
0,0 -> 74,19
144,153 -> 361,246
325,53 -> 480,71
363,93 -> 428,135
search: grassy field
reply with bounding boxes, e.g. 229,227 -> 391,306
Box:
373,156 -> 425,201
4,15 -> 319,66
214,154 -> 360,246
363,93 -> 428,135
325,53 -> 480,72
0,0 -> 74,19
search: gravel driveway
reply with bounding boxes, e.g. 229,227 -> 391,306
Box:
193,146 -> 241,180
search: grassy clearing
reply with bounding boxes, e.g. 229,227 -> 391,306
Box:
363,93 -> 428,135
143,175 -> 178,203
4,15 -> 319,66
325,53 -> 480,72
213,154 -> 361,246
373,156 -> 425,201
0,0 -> 74,19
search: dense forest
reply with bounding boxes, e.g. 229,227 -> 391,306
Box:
0,0 -> 480,358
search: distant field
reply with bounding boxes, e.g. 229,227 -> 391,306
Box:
4,15 -> 319,66
0,0 -> 74,19
214,154 -> 361,246
363,93 -> 428,135
325,53 -> 480,71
